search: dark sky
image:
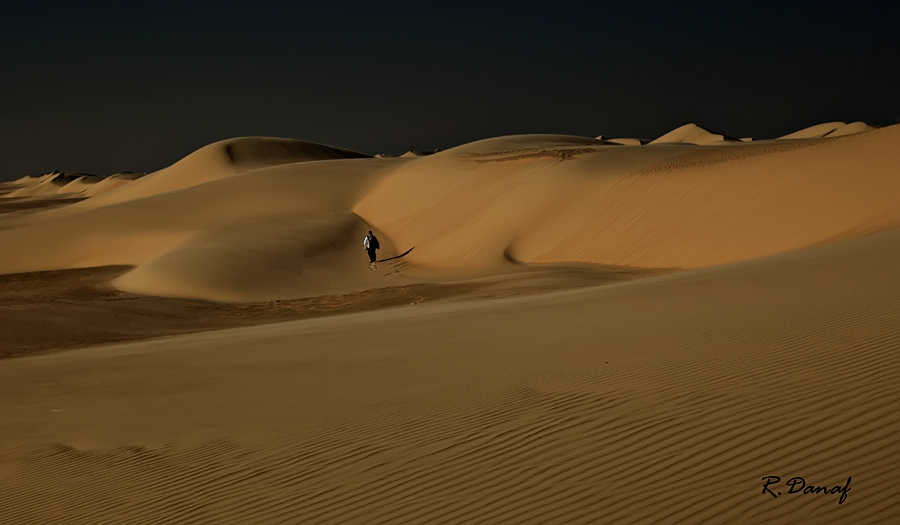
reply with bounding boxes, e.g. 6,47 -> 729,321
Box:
1,0 -> 898,180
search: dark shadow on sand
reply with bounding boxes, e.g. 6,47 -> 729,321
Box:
377,246 -> 414,263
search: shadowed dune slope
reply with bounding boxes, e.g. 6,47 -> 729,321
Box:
355,125 -> 900,270
1,226 -> 898,524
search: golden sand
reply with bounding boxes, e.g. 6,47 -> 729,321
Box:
1,123 -> 897,523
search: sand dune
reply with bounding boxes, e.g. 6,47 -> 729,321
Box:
1,225 -> 898,524
1,171 -> 143,200
825,121 -> 878,137
648,123 -> 739,145
399,149 -> 441,157
607,137 -> 647,145
778,122 -> 845,139
2,126 -> 898,300
356,125 -> 900,270
57,175 -> 103,193
0,157 -> 409,301
79,173 -> 141,197
778,121 -> 878,140
1,121 -> 899,523
65,137 -> 370,211
4,172 -> 100,198
595,135 -> 648,145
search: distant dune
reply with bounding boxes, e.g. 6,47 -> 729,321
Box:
399,149 -> 441,157
81,173 -> 145,197
778,121 -> 878,140
2,172 -> 152,203
648,123 -> 740,145
4,171 -> 103,198
595,135 -> 648,145
607,137 -> 647,145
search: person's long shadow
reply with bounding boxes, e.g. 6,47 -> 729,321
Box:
377,247 -> 414,263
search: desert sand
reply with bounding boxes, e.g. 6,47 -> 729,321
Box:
1,122 -> 898,523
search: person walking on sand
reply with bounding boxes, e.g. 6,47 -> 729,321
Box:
364,230 -> 380,266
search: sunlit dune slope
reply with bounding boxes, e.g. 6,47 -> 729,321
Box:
355,125 -> 900,270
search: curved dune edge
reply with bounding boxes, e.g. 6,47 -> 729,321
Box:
1,227 -> 898,523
